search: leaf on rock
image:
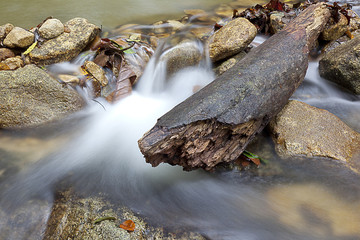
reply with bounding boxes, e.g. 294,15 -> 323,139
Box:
119,220 -> 135,232
23,41 -> 37,55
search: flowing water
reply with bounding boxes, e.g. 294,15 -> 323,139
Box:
1,1 -> 360,240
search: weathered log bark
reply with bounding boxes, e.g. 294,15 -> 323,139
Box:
138,3 -> 330,171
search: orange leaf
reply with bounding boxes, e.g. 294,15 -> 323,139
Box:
119,220 -> 135,232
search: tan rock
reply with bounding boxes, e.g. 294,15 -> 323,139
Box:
2,56 -> 24,70
267,184 -> 360,238
269,100 -> 360,162
0,48 -> 15,61
58,74 -> 80,84
28,18 -> 100,65
208,17 -> 257,62
321,13 -> 349,41
38,18 -> 64,39
0,64 -> 85,128
3,27 -> 35,48
83,60 -> 108,86
0,23 -> 14,41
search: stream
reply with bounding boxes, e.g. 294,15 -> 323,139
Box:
1,0 -> 360,240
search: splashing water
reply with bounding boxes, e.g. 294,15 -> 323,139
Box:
1,35 -> 360,240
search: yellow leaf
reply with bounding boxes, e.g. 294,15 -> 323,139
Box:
23,41 -> 37,55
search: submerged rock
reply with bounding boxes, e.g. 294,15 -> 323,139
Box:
269,100 -> 360,162
267,184 -> 360,238
208,17 -> 257,62
0,64 -> 85,128
28,18 -> 100,65
43,190 -> 205,240
3,26 -> 34,48
38,18 -> 64,39
319,35 -> 360,94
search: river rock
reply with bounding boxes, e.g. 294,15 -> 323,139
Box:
208,17 -> 257,62
83,60 -> 108,86
0,48 -> 15,61
3,26 -> 34,48
0,64 -> 85,128
269,100 -> 360,162
267,184 -> 360,238
28,18 -> 100,65
160,41 -> 203,77
0,23 -> 14,42
43,190 -> 205,240
319,35 -> 360,94
320,13 -> 348,41
1,56 -> 24,70
38,18 -> 64,39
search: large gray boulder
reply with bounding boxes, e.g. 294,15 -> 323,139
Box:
208,17 -> 257,62
28,18 -> 100,65
0,65 -> 85,128
269,100 -> 360,162
319,36 -> 360,94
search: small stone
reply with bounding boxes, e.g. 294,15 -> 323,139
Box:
209,17 -> 257,62
0,48 -> 15,61
167,20 -> 185,32
3,27 -> 35,48
58,74 -> 80,84
269,12 -> 286,34
83,60 -> 108,86
2,56 -> 24,70
0,23 -> 14,41
321,13 -> 349,41
39,18 -> 64,39
269,100 -> 360,162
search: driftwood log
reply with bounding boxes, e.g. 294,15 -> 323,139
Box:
138,3 -> 330,171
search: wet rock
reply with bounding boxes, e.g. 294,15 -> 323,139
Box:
0,23 -> 14,42
1,56 -> 24,70
321,30 -> 360,55
83,60 -> 108,86
320,13 -> 348,41
38,18 -> 64,39
28,18 -> 100,65
213,50 -> 247,76
269,12 -> 285,33
43,190 -> 205,240
267,184 -> 360,238
160,41 -> 203,77
58,74 -> 80,85
3,26 -> 35,48
319,35 -> 360,94
208,17 -> 257,62
0,64 -> 85,128
0,48 -> 15,61
269,100 -> 360,162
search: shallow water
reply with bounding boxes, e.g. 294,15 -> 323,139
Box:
0,0 -> 233,29
1,1 -> 360,240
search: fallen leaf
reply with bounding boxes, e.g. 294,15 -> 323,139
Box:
23,41 -> 37,55
119,220 -> 135,232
